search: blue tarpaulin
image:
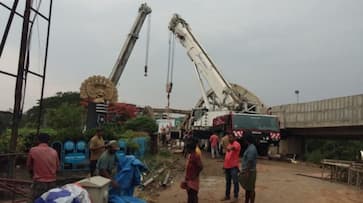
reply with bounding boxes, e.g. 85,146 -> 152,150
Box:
108,195 -> 146,203
108,155 -> 148,203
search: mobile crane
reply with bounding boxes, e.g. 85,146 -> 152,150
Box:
80,3 -> 151,128
169,14 -> 280,155
108,3 -> 152,86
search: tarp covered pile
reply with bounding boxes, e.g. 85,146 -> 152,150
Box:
35,183 -> 91,203
109,155 -> 148,203
35,155 -> 147,203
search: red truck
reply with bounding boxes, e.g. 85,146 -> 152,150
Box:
212,112 -> 281,156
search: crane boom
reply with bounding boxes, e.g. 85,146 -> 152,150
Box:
168,14 -> 279,153
169,14 -> 242,111
109,3 -> 151,85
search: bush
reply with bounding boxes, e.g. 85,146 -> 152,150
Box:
0,128 -> 58,153
126,139 -> 139,154
116,130 -> 148,139
305,149 -> 324,164
0,129 -> 11,153
83,125 -> 117,142
123,116 -> 157,133
305,139 -> 363,163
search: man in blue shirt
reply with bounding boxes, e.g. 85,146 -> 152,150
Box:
239,134 -> 257,203
97,140 -> 120,188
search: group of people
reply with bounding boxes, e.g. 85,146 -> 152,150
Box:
26,129 -> 257,202
88,128 -> 120,188
221,133 -> 258,203
182,132 -> 258,203
26,128 -> 120,201
209,132 -> 236,158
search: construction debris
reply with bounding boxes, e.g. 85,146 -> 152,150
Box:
142,167 -> 166,187
162,170 -> 171,187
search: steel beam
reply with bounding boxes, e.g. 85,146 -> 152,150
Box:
8,0 -> 31,178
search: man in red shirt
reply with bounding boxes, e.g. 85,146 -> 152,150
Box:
221,133 -> 241,202
209,132 -> 219,158
182,138 -> 203,203
27,133 -> 60,200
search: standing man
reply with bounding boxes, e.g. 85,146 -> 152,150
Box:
209,132 -> 219,158
239,134 -> 258,203
89,128 -> 105,176
96,140 -> 120,189
183,131 -> 192,157
160,127 -> 167,146
221,133 -> 241,202
182,138 -> 203,203
221,133 -> 230,155
27,133 -> 60,200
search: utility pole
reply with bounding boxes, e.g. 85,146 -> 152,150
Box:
8,0 -> 32,178
294,89 -> 300,125
294,90 -> 300,103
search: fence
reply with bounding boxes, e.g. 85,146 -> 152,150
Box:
321,159 -> 363,189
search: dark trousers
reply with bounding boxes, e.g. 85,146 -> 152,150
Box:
32,181 -> 56,201
225,167 -> 239,198
187,188 -> 198,203
90,160 -> 97,176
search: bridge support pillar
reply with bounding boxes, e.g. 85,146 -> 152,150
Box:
279,135 -> 305,158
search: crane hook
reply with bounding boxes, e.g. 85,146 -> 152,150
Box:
144,65 -> 148,77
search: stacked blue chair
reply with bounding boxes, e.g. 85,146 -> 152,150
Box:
119,139 -> 127,153
133,137 -> 148,158
51,141 -> 63,162
62,140 -> 89,170
76,140 -> 88,155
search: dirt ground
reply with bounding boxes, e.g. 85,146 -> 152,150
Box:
1,152 -> 362,203
155,152 -> 363,203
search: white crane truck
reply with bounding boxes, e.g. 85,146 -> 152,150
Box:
169,14 -> 280,155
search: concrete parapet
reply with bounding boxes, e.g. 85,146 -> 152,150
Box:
272,94 -> 363,128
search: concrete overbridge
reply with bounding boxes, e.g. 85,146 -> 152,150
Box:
149,107 -> 191,115
142,95 -> 363,158
271,94 -> 363,156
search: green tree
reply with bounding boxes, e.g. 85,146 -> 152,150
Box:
46,104 -> 83,129
0,111 -> 12,134
22,92 -> 81,128
46,103 -> 85,141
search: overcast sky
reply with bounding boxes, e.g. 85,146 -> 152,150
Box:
0,0 -> 362,111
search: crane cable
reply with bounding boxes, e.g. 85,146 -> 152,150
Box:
166,32 -> 175,110
144,14 -> 151,77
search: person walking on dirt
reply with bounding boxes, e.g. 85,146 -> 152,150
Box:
27,133 -> 60,200
182,138 -> 203,203
96,140 -> 120,189
89,128 -> 105,176
239,134 -> 257,203
209,132 -> 219,158
160,127 -> 167,146
221,133 -> 241,202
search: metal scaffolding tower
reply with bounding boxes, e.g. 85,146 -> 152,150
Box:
0,0 -> 53,178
